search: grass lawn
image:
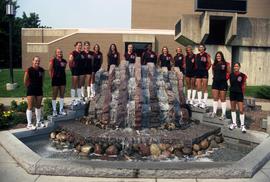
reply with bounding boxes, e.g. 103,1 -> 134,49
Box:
0,69 -> 264,98
0,69 -> 72,97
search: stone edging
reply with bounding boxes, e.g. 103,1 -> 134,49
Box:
0,126 -> 270,178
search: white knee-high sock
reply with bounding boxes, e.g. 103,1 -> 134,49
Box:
91,84 -> 95,94
187,89 -> 191,100
213,101 -> 218,114
221,102 -> 227,116
60,98 -> 64,111
203,92 -> 208,103
77,88 -> 82,99
231,111 -> 237,124
52,100 -> 56,111
35,108 -> 41,124
197,91 -> 202,103
87,86 -> 91,98
240,114 -> 245,126
71,89 -> 75,99
26,109 -> 32,126
81,86 -> 85,97
192,90 -> 196,101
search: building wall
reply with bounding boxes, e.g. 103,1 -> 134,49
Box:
22,32 -> 182,70
132,0 -> 270,30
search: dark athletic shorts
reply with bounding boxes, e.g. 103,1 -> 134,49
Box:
196,70 -> 208,79
52,77 -> 66,86
212,80 -> 228,91
27,85 -> 43,96
185,70 -> 195,78
230,92 -> 244,102
71,67 -> 84,76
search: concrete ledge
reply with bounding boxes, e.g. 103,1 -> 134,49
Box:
0,131 -> 41,174
0,117 -> 270,178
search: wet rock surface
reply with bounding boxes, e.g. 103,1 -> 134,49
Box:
85,60 -> 189,129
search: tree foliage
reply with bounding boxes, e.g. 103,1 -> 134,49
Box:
0,0 -> 48,68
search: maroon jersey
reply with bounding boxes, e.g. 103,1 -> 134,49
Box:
159,53 -> 172,70
174,53 -> 185,72
213,61 -> 229,81
229,72 -> 247,93
50,58 -> 67,79
195,52 -> 210,70
124,52 -> 136,64
26,67 -> 44,87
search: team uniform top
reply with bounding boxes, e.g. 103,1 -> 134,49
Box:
185,53 -> 196,77
82,50 -> 94,74
49,57 -> 67,86
213,61 -> 229,82
229,72 -> 247,93
25,66 -> 44,96
124,52 -> 136,64
108,52 -> 119,66
195,52 -> 211,78
159,53 -> 172,70
92,51 -> 103,72
174,53 -> 185,73
69,50 -> 84,76
142,50 -> 157,65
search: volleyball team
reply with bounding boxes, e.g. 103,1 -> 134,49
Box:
23,42 -> 247,133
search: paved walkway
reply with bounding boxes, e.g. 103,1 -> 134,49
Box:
1,97 -> 270,111
0,144 -> 270,182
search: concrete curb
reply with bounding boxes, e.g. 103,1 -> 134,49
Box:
0,126 -> 270,178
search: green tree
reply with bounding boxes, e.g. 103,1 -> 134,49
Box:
0,0 -> 47,68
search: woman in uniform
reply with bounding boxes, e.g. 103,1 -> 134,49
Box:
194,44 -> 212,108
158,46 -> 172,71
229,62 -> 247,133
90,44 -> 103,98
107,43 -> 120,71
24,56 -> 45,129
173,47 -> 185,74
124,43 -> 136,75
210,51 -> 230,120
184,45 -> 196,105
141,44 -> 157,66
82,41 -> 94,99
49,48 -> 67,117
69,41 -> 84,104
124,44 -> 136,64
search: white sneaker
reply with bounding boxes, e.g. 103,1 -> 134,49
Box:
200,102 -> 206,109
208,112 -> 216,118
27,124 -> 36,130
193,102 -> 201,107
52,110 -> 57,117
219,114 -> 226,120
241,125 -> 247,133
229,123 -> 237,130
36,122 -> 45,128
59,109 -> 67,115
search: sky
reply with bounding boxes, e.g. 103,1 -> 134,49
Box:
16,0 -> 131,29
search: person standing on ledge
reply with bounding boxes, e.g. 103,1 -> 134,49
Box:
69,41 -> 84,104
90,44 -> 103,98
82,41 -> 94,99
194,44 -> 212,109
124,44 -> 136,75
24,56 -> 45,129
107,43 -> 120,71
209,51 -> 230,120
229,62 -> 247,133
158,46 -> 173,72
173,47 -> 185,75
141,44 -> 157,76
184,45 -> 196,105
49,48 -> 67,117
